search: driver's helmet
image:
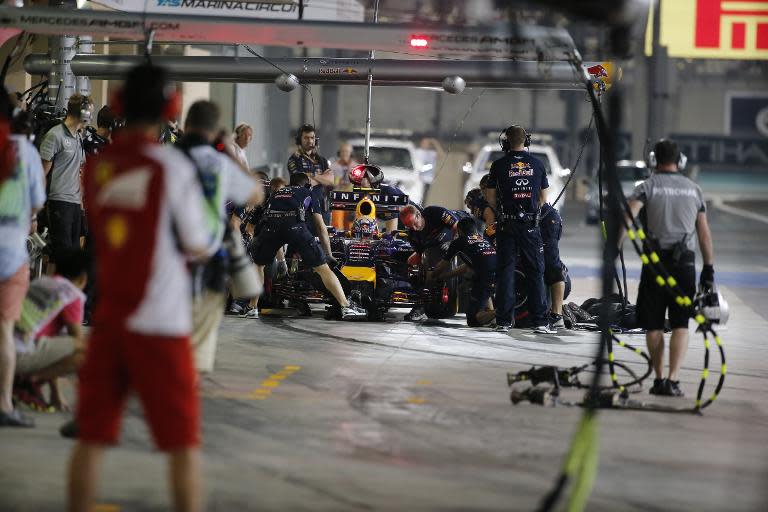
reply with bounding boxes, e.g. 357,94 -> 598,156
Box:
349,164 -> 384,187
352,217 -> 379,239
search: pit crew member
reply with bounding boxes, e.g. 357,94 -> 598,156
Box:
249,172 -> 366,320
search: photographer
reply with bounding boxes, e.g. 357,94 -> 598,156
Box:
177,100 -> 263,373
39,94 -> 92,262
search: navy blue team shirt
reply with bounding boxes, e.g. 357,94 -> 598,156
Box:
287,152 -> 331,213
443,233 -> 497,276
487,150 -> 549,215
268,186 -> 321,220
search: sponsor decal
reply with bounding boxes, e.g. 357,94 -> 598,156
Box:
660,0 -> 768,59
156,0 -> 299,12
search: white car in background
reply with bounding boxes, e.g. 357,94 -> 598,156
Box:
463,141 -> 570,211
348,138 -> 427,205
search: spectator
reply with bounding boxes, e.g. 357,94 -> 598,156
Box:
330,142 -> 357,189
67,64 -> 212,512
177,100 -> 261,373
0,86 -> 46,428
39,93 -> 92,262
232,123 -> 253,169
13,248 -> 88,413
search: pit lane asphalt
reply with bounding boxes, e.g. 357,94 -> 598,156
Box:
2,200 -> 767,511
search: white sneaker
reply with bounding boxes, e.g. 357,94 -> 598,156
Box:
550,313 -> 565,329
404,309 -> 428,322
494,324 -> 511,333
342,302 -> 367,320
241,308 -> 259,319
533,324 -> 557,334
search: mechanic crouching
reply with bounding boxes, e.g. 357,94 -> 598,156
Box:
399,204 -> 468,321
249,172 -> 367,320
432,218 -> 496,327
485,125 -> 554,334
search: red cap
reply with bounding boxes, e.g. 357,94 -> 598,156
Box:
400,208 -> 417,228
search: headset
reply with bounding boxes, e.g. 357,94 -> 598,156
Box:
648,138 -> 687,170
295,123 -> 318,147
499,124 -> 531,153
67,95 -> 92,124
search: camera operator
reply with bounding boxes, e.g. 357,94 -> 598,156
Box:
485,125 -> 554,334
39,94 -> 92,262
176,100 -> 263,373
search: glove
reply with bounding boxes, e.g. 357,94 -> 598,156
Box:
276,259 -> 288,278
699,264 -> 715,289
407,252 -> 422,266
326,255 -> 339,268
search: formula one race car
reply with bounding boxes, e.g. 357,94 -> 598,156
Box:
271,187 -> 461,320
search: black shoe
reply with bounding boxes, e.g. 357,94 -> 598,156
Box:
59,419 -> 79,439
665,380 -> 685,397
293,301 -> 312,317
649,378 -> 667,395
0,408 -> 35,428
324,305 -> 342,320
549,313 -> 565,329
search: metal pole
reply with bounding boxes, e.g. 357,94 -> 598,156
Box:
363,0 -> 380,164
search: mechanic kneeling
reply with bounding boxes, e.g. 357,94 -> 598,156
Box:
250,172 -> 366,320
432,217 -> 496,327
400,204 -> 468,321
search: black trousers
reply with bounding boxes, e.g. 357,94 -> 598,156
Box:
47,200 -> 82,261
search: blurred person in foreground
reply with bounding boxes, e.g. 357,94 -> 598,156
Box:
0,86 -> 46,427
176,100 -> 261,372
67,64 -> 213,512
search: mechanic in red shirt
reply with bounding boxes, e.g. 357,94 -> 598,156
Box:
67,64 -> 213,512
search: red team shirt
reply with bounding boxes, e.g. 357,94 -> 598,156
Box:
77,133 -> 212,450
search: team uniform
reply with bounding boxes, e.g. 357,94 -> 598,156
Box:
632,171 -> 705,330
488,150 -> 549,328
467,194 -> 496,242
407,206 -> 465,253
250,185 -> 326,269
287,151 -> 332,225
39,123 -> 86,256
443,234 -> 497,326
79,132 -> 212,450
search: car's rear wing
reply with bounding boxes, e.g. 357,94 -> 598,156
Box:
330,188 -> 409,217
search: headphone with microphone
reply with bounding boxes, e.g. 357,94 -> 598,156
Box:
68,95 -> 93,124
295,123 -> 318,147
648,139 -> 687,170
499,125 -> 531,153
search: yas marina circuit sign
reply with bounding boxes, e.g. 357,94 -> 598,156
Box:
660,0 -> 768,59
90,0 -> 364,22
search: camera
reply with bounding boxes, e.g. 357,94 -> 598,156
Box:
223,228 -> 262,299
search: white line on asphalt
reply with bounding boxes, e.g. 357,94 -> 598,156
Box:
711,196 -> 768,225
